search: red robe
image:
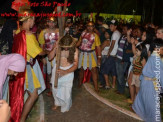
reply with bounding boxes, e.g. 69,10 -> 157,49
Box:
9,30 -> 27,122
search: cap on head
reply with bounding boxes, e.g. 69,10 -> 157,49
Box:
102,24 -> 109,29
110,19 -> 118,26
66,19 -> 72,23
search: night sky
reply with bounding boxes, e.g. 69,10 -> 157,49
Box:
0,0 -> 163,25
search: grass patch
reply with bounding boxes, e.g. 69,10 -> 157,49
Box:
98,87 -> 131,110
88,80 -> 163,120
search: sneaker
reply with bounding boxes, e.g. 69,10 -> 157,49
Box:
99,84 -> 104,88
105,86 -> 111,90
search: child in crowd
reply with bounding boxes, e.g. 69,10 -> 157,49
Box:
99,30 -> 111,88
127,30 -> 143,103
131,44 -> 148,100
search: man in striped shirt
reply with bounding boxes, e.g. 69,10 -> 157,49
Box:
115,24 -> 132,94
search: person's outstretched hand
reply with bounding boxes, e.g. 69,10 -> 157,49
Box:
0,100 -> 11,122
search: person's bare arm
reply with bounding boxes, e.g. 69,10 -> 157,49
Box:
39,50 -> 50,56
57,48 -> 79,76
48,45 -> 57,61
148,51 -> 151,57
101,40 -> 110,51
94,28 -> 100,35
76,36 -> 82,47
133,55 -> 137,64
125,50 -> 133,53
96,45 -> 101,66
132,44 -> 136,55
40,44 -> 44,49
66,48 -> 79,73
131,38 -> 136,55
0,100 -> 11,122
96,45 -> 101,57
141,58 -> 146,67
107,40 -> 115,56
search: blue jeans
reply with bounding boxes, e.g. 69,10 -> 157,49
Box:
99,56 -> 107,86
2,76 -> 9,100
115,58 -> 129,94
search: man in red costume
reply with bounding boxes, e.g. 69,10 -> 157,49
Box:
9,7 -> 48,122
9,30 -> 27,122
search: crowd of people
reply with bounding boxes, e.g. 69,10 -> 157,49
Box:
0,6 -> 163,122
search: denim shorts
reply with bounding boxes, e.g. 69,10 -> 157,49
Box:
100,56 -> 116,76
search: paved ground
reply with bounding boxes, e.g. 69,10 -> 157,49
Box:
26,82 -> 141,122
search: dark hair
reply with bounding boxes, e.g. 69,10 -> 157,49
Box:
137,26 -> 144,34
136,44 -> 148,62
59,35 -> 76,64
123,24 -> 132,30
105,29 -> 112,36
136,26 -> 144,35
97,16 -> 104,23
142,30 -> 155,45
152,38 -> 163,49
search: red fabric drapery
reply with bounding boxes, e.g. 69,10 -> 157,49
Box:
82,68 -> 91,83
9,31 -> 27,122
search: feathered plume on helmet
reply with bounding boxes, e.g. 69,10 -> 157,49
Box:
47,17 -> 57,22
87,21 -> 94,26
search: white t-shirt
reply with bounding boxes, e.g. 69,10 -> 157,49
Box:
110,30 -> 121,56
102,46 -> 110,56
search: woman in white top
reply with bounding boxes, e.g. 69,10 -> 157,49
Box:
99,30 -> 111,89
